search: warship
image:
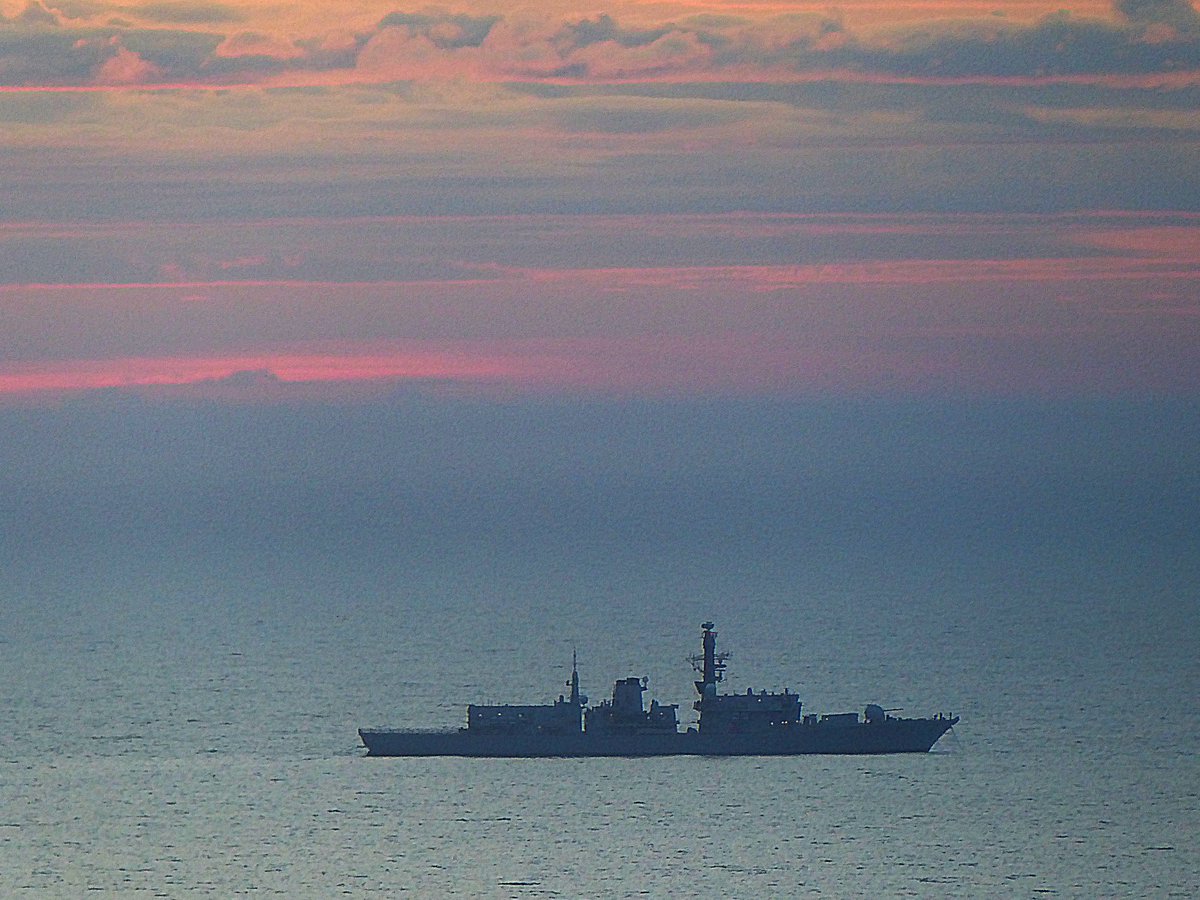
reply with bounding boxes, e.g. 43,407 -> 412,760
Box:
359,622 -> 957,757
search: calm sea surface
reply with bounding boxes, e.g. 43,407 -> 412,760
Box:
0,398 -> 1196,896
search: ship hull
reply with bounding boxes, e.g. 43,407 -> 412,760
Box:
359,717 -> 957,758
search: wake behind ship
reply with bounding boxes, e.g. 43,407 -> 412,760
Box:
359,622 -> 957,757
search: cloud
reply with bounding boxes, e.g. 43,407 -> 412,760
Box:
214,30 -> 302,60
336,6 -> 1200,84
867,10 -> 1200,78
7,1 -> 57,25
0,7 -> 1197,221
1116,0 -> 1200,31
94,42 -> 160,83
1,210 -> 1196,400
375,10 -> 500,49
1,4 -> 1196,89
369,11 -> 851,83
0,346 -> 562,399
563,29 -> 714,80
356,27 -> 479,80
36,0 -> 104,17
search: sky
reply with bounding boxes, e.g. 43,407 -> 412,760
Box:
1,4 -> 1198,743
1,0 -> 1198,401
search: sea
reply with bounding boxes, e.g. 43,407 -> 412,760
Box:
0,396 -> 1196,897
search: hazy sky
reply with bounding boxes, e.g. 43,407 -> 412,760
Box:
2,6 -> 1198,749
2,0 -> 1198,400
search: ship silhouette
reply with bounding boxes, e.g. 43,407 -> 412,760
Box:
359,622 -> 958,757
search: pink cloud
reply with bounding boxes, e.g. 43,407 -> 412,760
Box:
0,348 -> 540,399
1068,224 -> 1200,257
2,210 -> 1196,402
356,28 -> 485,81
0,336 -> 946,400
94,46 -> 162,86
567,31 -> 715,80
4,309 -> 1195,402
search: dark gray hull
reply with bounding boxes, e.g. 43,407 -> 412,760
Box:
359,716 -> 957,757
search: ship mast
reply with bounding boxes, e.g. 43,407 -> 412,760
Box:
569,647 -> 581,706
690,621 -> 730,696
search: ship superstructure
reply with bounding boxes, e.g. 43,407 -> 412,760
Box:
691,621 -> 803,734
467,650 -> 586,736
585,676 -> 680,735
359,622 -> 958,757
